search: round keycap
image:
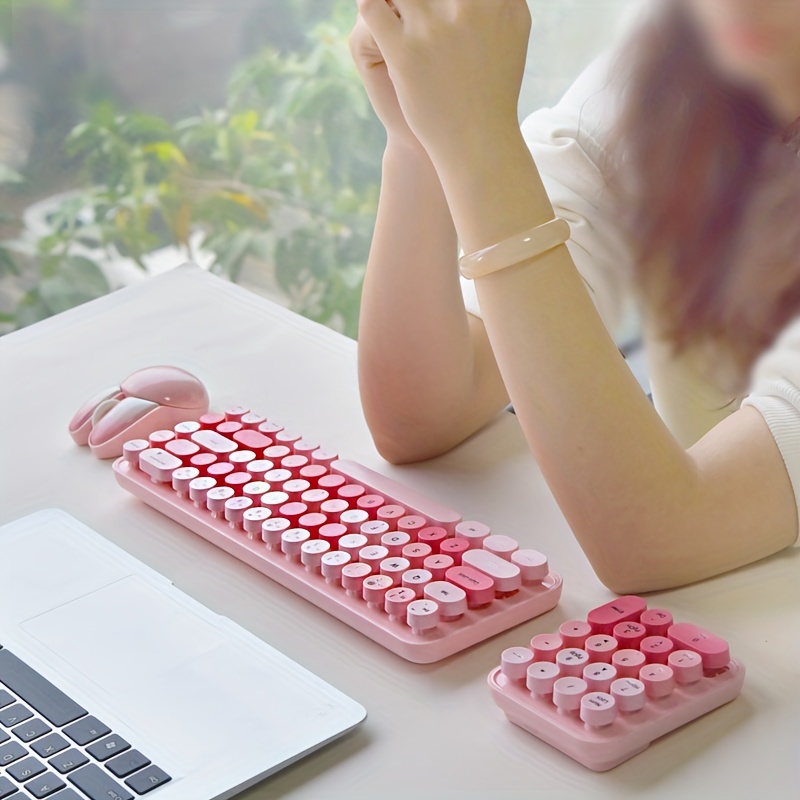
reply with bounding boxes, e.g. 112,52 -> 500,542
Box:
454,520 -> 491,547
339,533 -> 369,560
556,648 -> 590,677
148,429 -> 176,447
242,507 -> 272,537
526,661 -> 560,697
640,608 -> 674,637
174,420 -> 201,438
341,509 -> 370,533
278,502 -> 308,526
530,633 -> 563,663
357,494 -> 385,517
123,439 -> 149,467
189,476 -> 216,505
585,634 -> 619,663
318,473 -> 346,492
342,562 -> 372,594
261,517 -> 290,548
246,459 -> 274,479
553,677 -> 588,713
417,526 -> 448,552
613,621 -> 647,650
360,520 -> 390,545
242,481 -> 270,503
299,464 -> 328,487
321,551 -> 351,583
301,488 -> 329,512
261,492 -> 290,512
423,554 -> 456,581
610,677 -> 647,713
298,512 -> 327,537
511,549 -> 549,583
612,648 -> 647,678
199,412 -> 225,429
640,636 -> 675,665
282,479 -> 311,502
423,580 -> 467,620
264,468 -> 292,486
402,542 -> 433,570
224,496 -> 252,526
438,537 -> 470,564
229,449 -> 256,467
216,420 -> 243,436
380,557 -> 411,586
240,412 -> 266,429
400,568 -> 432,595
559,620 -> 592,649
224,405 -> 249,422
319,523 -> 347,549
639,663 -> 676,699
300,539 -> 331,572
377,504 -> 407,524
668,649 -> 704,685
281,528 -> 311,559
338,483 -> 366,503
582,662 -> 618,693
207,461 -> 234,480
580,692 -> 617,728
381,531 -> 411,557
207,486 -> 235,515
397,515 -> 427,539
311,448 -> 338,468
321,499 -> 350,518
362,574 -> 394,606
407,599 -> 440,634
172,466 -> 200,496
385,587 -> 416,619
501,647 -> 535,682
483,534 -> 519,560
281,455 -> 309,478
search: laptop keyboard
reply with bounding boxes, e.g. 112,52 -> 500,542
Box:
487,595 -> 745,771
0,646 -> 170,799
112,406 -> 563,663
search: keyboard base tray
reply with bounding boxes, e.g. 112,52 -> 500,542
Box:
114,458 -> 563,663
488,660 -> 745,771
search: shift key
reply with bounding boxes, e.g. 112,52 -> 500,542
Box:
0,650 -> 86,726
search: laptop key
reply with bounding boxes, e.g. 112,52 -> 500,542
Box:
45,791 -> 81,800
0,776 -> 16,799
12,718 -> 51,743
0,690 -> 13,709
86,735 -> 130,762
106,750 -> 150,778
0,651 -> 86,727
23,773 -> 65,799
0,740 -> 27,766
31,733 -> 68,758
0,704 -> 33,728
48,748 -> 88,774
0,727 -> 8,744
124,766 -> 171,795
7,755 -> 46,782
68,764 -> 133,800
63,716 -> 110,747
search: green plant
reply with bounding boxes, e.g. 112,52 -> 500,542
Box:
1,0 -> 383,337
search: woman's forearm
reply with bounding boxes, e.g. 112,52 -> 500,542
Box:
358,143 -> 508,463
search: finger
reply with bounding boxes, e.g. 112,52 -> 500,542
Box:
349,16 -> 384,68
357,0 -> 402,49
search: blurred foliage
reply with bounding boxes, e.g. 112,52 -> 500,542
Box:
1,1 -> 382,337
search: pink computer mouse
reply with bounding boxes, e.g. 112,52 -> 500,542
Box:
69,365 -> 209,459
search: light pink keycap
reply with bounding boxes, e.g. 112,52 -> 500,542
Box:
483,534 -> 519,560
583,662 -> 618,693
530,633 -> 563,663
242,481 -> 270,503
585,634 -> 619,664
439,538 -> 470,565
461,548 -> 521,595
338,483 -> 366,503
261,490 -> 290,512
300,539 -> 331,572
299,464 -> 328,487
640,635 -> 675,665
380,557 -> 411,586
242,507 -> 271,538
423,580 -> 467,620
667,622 -> 731,671
454,520 -> 491,548
407,599 -> 440,635
321,498 -> 350,518
587,595 -> 647,636
339,533 -> 369,560
639,663 -> 676,699
360,520 -> 390,545
264,445 -> 291,462
240,412 -> 266,429
342,562 -> 372,595
341,509 -> 370,533
510,549 -> 549,583
275,429 -> 302,448
321,550 -> 351,584
501,647 -> 535,681
172,466 -> 200,497
258,420 -> 283,436
282,479 -> 311,501
298,512 -> 327,537
282,455 -> 310,478
553,677 -> 588,714
580,692 -> 617,728
224,404 -> 249,422
190,452 -> 218,475
319,523 -> 347,549
224,496 -> 253,527
640,608 -> 674,637
261,517 -> 291,548
139,448 -> 182,483
559,620 -> 592,649
527,662 -> 560,697
246,459 -> 274,480
613,621 -> 647,650
148,429 -> 176,447
418,526 -> 448,552
357,494 -> 385,517
206,486 -> 235,516
228,449 -> 256,468
356,544 -> 385,567
199,412 -> 225,429
402,542 -> 432,570
385,587 -> 416,619
312,448 -> 339,468
381,531 -> 411,557
397,515 -> 427,540
556,648 -> 590,677
362,574 -> 394,607
164,438 -> 200,463
225,471 -> 253,494
174,420 -> 201,438
377,504 -> 407,525
264,468 -> 292,486
278,502 -> 308,526
216,421 -> 242,437
292,439 -> 319,458
123,439 -> 149,467
281,527 -> 311,559
444,565 -> 495,608
207,461 -> 234,480
400,568 -> 432,596
188,476 -> 216,506
301,488 -> 329,512
610,677 -> 647,713
423,554 -> 455,581
192,429 -> 237,458
668,649 -> 704,684
611,648 -> 647,678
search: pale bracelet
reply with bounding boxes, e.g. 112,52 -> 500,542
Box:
458,217 -> 571,280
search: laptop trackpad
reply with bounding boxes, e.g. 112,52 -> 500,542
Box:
22,577 -> 324,770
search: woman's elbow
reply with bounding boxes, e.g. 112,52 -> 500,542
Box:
369,428 -> 454,465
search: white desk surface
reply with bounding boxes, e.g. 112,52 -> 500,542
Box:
1,266 -> 797,799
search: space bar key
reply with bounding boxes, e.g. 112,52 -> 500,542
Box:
331,460 -> 462,531
0,649 -> 87,727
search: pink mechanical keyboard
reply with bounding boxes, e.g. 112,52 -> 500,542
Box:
112,405 -> 563,663
487,595 -> 745,771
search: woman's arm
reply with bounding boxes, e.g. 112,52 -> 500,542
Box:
359,0 -> 798,590
350,16 -> 509,464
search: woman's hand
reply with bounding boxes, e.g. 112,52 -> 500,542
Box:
357,0 -> 532,164
349,14 -> 422,150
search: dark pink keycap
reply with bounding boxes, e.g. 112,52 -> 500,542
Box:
640,636 -> 675,665
585,634 -> 619,664
444,565 -> 495,608
559,620 -> 592,649
530,634 -> 563,663
587,596 -> 647,636
613,621 -> 647,650
318,474 -> 346,492
319,523 -> 347,549
233,429 -> 274,453
199,412 -> 225,429
357,494 -> 385,517
338,483 -> 366,503
438,537 -> 470,565
207,461 -> 234,480
190,452 -> 218,475
667,623 -> 731,671
640,608 -> 674,637
423,554 -> 455,581
612,649 -> 647,679
402,542 -> 432,570
216,421 -> 243,436
224,471 -> 252,494
299,464 -> 328,487
418,526 -> 448,552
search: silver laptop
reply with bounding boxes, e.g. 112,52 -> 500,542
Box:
0,509 -> 366,800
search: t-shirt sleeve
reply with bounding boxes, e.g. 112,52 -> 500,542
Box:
461,52 -> 634,338
741,317 -> 800,546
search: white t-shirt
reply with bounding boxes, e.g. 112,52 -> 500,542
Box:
461,53 -> 800,544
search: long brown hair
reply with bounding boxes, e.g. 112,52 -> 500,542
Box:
602,1 -> 800,389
